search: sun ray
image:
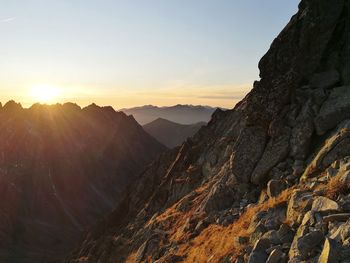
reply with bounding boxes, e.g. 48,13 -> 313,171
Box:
30,85 -> 61,103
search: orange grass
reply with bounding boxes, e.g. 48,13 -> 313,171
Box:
177,187 -> 295,263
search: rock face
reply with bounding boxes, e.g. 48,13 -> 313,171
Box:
65,0 -> 350,262
0,102 -> 166,263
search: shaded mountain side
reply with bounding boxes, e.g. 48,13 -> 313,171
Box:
121,105 -> 218,125
143,118 -> 206,148
66,0 -> 350,262
0,101 -> 166,263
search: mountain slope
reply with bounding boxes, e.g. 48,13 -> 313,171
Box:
66,0 -> 350,262
0,101 -> 166,263
143,118 -> 206,148
121,105 -> 218,125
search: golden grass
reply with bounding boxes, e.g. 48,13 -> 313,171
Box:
323,174 -> 349,199
177,187 -> 295,263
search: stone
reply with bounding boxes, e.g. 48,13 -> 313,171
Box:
266,249 -> 285,263
317,238 -> 339,263
277,224 -> 294,244
312,196 -> 340,214
292,164 -> 305,177
301,211 -> 316,226
323,213 -> 350,223
326,167 -> 339,178
303,120 -> 350,179
248,239 -> 271,263
262,230 -> 281,245
340,220 -> 350,242
247,251 -> 268,263
309,70 -> 340,89
267,179 -> 287,198
315,86 -> 350,135
289,230 -> 324,260
253,238 -> 271,251
287,190 -> 314,223
250,223 -> 268,244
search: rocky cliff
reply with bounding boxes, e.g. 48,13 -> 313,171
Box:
0,102 -> 165,263
66,0 -> 350,262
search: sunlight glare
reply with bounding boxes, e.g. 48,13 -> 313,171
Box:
30,85 -> 61,103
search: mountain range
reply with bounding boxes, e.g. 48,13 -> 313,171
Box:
121,105 -> 219,125
143,118 -> 206,148
0,101 -> 165,263
65,0 -> 350,262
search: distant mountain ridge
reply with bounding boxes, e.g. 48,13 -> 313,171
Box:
143,118 -> 206,148
121,104 -> 221,125
0,101 -> 166,263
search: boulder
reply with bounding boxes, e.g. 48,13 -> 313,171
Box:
315,86 -> 350,135
267,179 -> 287,198
302,121 -> 350,179
312,196 -> 340,214
339,220 -> 350,242
248,239 -> 271,263
266,248 -> 285,263
289,230 -> 324,260
317,238 -> 339,263
323,213 -> 350,223
277,224 -> 295,244
262,230 -> 282,245
287,190 -> 314,223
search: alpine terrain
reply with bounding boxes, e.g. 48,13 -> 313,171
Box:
66,0 -> 350,262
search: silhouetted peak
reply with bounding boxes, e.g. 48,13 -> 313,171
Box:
62,102 -> 81,111
101,106 -> 116,113
3,100 -> 23,112
83,103 -> 100,111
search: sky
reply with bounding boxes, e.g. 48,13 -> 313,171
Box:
0,0 -> 300,109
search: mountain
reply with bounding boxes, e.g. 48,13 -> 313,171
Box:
121,105 -> 218,125
143,118 -> 206,148
0,101 -> 166,263
66,1 -> 350,262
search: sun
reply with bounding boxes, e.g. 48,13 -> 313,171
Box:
30,85 -> 61,103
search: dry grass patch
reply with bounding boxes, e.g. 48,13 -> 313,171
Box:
177,187 -> 296,263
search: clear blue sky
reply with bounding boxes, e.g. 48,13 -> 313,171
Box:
0,0 -> 300,108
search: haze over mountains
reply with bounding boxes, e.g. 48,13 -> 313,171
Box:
0,101 -> 165,263
66,1 -> 350,262
143,118 -> 206,148
121,105 -> 219,125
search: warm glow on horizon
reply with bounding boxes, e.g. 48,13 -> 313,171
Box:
30,85 -> 61,103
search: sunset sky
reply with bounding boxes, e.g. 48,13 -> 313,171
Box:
0,0 -> 299,109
